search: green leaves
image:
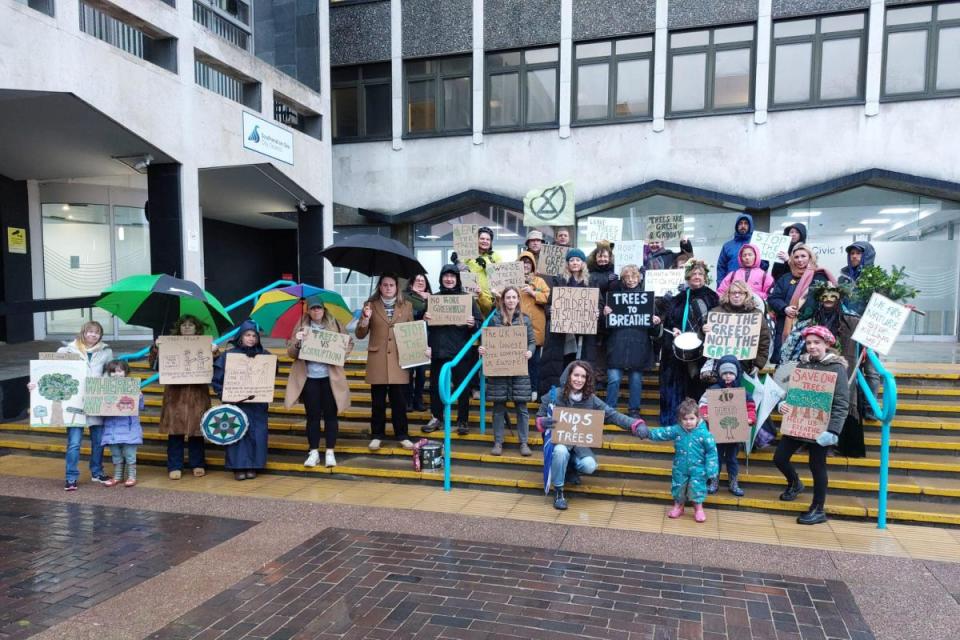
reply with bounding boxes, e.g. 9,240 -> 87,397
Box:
853,265 -> 920,303
37,373 -> 80,402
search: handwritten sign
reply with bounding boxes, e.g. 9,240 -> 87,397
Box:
705,388 -> 751,444
703,311 -> 762,360
606,290 -> 654,328
158,336 -> 214,385
452,224 -> 479,261
38,352 -> 84,361
614,240 -> 645,269
482,325 -> 529,376
780,368 -> 837,441
460,271 -> 480,295
751,230 -> 792,263
487,261 -> 525,293
644,269 -> 685,296
427,294 -> 472,326
300,329 -> 350,367
30,360 -> 87,428
851,293 -> 912,356
538,244 -> 567,277
645,215 -> 684,242
222,353 -> 277,403
550,287 -> 599,335
83,377 -> 141,416
551,407 -> 604,447
394,320 -> 430,369
584,217 -> 623,243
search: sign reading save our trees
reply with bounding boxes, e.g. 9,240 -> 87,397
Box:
30,360 -> 87,428
703,311 -> 762,360
550,287 -> 599,334
780,368 -> 837,441
83,377 -> 141,416
299,329 -> 350,367
705,387 -> 751,444
487,262 -> 525,292
606,290 -> 654,328
482,326 -> 528,377
551,407 -> 604,447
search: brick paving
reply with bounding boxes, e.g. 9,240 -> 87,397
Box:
0,496 -> 253,640
150,528 -> 874,640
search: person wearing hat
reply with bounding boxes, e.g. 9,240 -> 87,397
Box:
838,241 -> 876,315
771,223 -> 807,282
775,324 -> 850,525
517,250 -> 550,398
453,226 -> 501,315
525,230 -> 544,267
698,355 -> 756,497
285,296 -> 353,469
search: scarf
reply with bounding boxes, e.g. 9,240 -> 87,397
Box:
569,391 -> 584,403
381,296 -> 396,320
782,266 -> 837,342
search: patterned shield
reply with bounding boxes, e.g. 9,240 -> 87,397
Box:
200,404 -> 249,446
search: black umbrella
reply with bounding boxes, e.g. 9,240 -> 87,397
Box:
320,234 -> 426,279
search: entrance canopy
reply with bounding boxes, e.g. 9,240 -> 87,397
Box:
199,164 -> 321,229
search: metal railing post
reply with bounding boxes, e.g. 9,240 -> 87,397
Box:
856,347 -> 897,529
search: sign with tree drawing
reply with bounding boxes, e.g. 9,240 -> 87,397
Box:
705,388 -> 751,444
780,368 -> 837,441
158,335 -> 214,384
30,360 -> 87,427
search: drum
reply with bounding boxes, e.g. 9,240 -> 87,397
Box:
418,443 -> 444,471
672,331 -> 704,362
200,405 -> 249,446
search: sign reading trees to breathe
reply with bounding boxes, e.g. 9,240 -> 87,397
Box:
158,336 -> 214,385
551,407 -> 604,447
222,354 -> 277,403
83,377 -> 141,417
30,360 -> 87,428
300,329 -> 350,367
780,368 -> 837,441
427,294 -> 472,326
550,287 -> 599,335
705,388 -> 751,444
703,311 -> 762,360
482,326 -> 528,376
606,290 -> 654,328
645,215 -> 684,242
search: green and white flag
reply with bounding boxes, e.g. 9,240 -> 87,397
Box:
523,181 -> 575,227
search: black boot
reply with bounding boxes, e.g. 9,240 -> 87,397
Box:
707,477 -> 719,495
553,487 -> 568,510
728,475 -> 744,497
797,503 -> 827,525
779,479 -> 804,501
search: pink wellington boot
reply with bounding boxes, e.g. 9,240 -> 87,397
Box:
694,504 -> 706,523
668,502 -> 684,519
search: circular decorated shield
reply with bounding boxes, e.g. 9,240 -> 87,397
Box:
200,405 -> 249,445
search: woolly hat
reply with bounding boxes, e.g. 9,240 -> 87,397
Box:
566,248 -> 587,262
718,361 -> 739,376
800,325 -> 836,345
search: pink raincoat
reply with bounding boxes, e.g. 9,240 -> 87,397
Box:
716,243 -> 775,300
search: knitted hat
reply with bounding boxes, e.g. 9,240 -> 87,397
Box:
566,248 -> 587,262
800,325 -> 836,345
718,361 -> 739,376
526,230 -> 544,244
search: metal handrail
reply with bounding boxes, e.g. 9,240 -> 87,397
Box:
437,310 -> 496,491
856,347 -> 897,529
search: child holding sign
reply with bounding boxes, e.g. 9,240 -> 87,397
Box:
99,360 -> 144,488
697,356 -> 755,497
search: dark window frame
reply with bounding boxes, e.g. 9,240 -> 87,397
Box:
402,54 -> 473,139
571,35 -> 655,125
769,11 -> 868,111
666,24 -> 757,118
331,62 -> 392,143
881,2 -> 960,102
484,46 -> 561,133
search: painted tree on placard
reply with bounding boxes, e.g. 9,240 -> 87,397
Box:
37,373 -> 80,426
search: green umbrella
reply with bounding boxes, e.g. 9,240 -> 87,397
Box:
94,274 -> 233,336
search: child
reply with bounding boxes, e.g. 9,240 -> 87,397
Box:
716,243 -> 774,300
100,360 -> 145,487
698,355 -> 756,497
634,398 -> 719,523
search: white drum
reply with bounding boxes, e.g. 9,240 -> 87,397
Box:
672,331 -> 704,362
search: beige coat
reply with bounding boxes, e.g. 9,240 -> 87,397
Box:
283,319 -> 352,412
354,298 -> 414,385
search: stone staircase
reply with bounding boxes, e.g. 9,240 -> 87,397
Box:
2,354 -> 960,525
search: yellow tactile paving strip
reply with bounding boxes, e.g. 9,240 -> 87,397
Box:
2,454 -> 959,563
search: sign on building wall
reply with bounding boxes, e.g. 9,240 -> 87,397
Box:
242,112 -> 294,165
7,227 -> 27,254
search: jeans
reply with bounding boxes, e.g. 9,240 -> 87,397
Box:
302,377 -> 339,450
109,444 -> 138,480
492,401 -> 529,444
65,425 -> 104,482
717,442 -> 740,479
551,445 -> 598,488
167,435 -> 206,472
774,436 -> 828,507
371,384 -> 409,439
606,368 -> 643,413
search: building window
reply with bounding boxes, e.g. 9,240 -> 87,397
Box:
79,1 -> 178,72
882,2 -> 960,100
193,0 -> 252,51
403,56 -> 472,137
668,24 -> 755,116
485,46 -> 560,131
331,63 -> 391,142
194,52 -> 260,109
274,93 -> 323,141
770,12 -> 867,108
573,36 -> 654,124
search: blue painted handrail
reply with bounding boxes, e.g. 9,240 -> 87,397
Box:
437,310 -> 496,491
856,347 -> 897,529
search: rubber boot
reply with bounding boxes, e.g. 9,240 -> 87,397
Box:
553,487 -> 568,510
707,476 -> 719,495
728,475 -> 745,497
694,503 -> 706,523
668,502 -> 684,519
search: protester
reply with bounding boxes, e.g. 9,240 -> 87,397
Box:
771,223 -> 807,281
702,280 -> 771,377
774,325 -> 849,525
284,296 -> 352,469
525,230 -> 545,267
553,227 -> 573,248
838,241 -> 877,315
633,398 -> 719,523
99,359 -> 144,488
715,243 -> 774,300
404,274 -> 431,411
644,237 -> 693,271
355,275 -> 420,451
212,320 -> 271,481
537,361 -> 645,510
716,214 -> 756,283
518,251 -> 550,399
768,244 -> 835,364
479,287 -> 535,456
698,356 -> 755,497
454,226 -> 501,315
588,241 -> 618,383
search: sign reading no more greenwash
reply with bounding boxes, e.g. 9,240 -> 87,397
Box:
242,112 -> 294,165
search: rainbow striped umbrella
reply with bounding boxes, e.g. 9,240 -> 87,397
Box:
250,284 -> 353,338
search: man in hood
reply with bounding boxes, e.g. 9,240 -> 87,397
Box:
839,241 -> 876,286
716,214 -> 755,283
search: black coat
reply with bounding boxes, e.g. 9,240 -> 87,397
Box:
767,269 -> 829,364
538,275 -> 598,397
427,287 -> 483,360
605,281 -> 659,371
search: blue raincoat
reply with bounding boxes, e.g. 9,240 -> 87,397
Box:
716,214 -> 755,284
644,421 -> 719,504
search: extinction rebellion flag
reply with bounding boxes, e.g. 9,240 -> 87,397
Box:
523,181 -> 575,228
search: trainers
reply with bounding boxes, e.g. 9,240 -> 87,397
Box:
192,467 -> 206,478
124,478 -> 137,488
64,481 -> 78,491
103,478 -> 121,487
531,391 -> 538,402
694,504 -> 707,523
457,422 -> 470,436
668,502 -> 684,519
234,471 -> 246,481
91,474 -> 111,484
245,470 -> 256,479
168,470 -> 182,480
519,443 -> 532,457
399,439 -> 415,450
490,442 -> 503,456
325,450 -> 337,468
304,449 -> 321,468
368,438 -> 382,451
423,417 -> 440,433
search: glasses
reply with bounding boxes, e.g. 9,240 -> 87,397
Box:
729,291 -> 747,297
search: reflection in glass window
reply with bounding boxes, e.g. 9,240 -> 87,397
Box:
573,36 -> 654,123
668,25 -> 754,115
488,73 -> 520,127
527,68 -> 558,124
485,46 -> 559,130
671,53 -> 707,111
332,63 -> 392,142
883,3 -> 960,99
404,55 -> 472,136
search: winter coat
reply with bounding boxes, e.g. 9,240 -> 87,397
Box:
636,420 -> 719,503
838,241 -> 876,286
518,251 -> 550,346
406,289 -> 429,320
716,214 -> 755,284
697,355 -> 757,426
771,223 -> 807,282
101,396 -> 145,445
786,352 -> 850,437
485,308 -> 535,403
149,342 -> 212,437
58,339 -> 113,426
704,299 -> 772,372
716,243 -> 775,300
644,238 -> 693,271
538,274 -> 598,397
355,297 -> 416,385
768,269 -> 830,364
465,250 -> 502,315
428,264 -> 484,360
283,318 -> 352,413
604,280 -> 658,371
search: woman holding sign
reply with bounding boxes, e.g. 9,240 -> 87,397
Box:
518,251 -> 550,398
701,280 -> 772,377
404,274 -> 431,411
774,325 -> 849,525
284,296 -> 353,469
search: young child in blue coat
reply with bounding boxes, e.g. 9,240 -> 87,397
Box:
698,355 -> 756,497
634,398 -> 719,523
100,360 -> 144,487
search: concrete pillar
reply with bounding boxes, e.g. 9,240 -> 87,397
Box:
319,0 -> 335,288
558,0 -> 573,138
652,0 -> 668,132
391,0 -> 404,150
754,0 -> 772,124
298,205 -> 325,286
865,0 -> 885,116
0,175 -> 33,343
472,0 -> 484,145
147,163 -> 202,286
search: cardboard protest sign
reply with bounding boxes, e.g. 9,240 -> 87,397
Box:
644,269 -> 685,296
482,325 -> 529,376
614,240 -> 645,269
851,293 -> 912,356
452,224 -> 479,261
606,290 -> 654,328
644,215 -> 684,242
705,388 -> 751,444
427,294 -> 472,326
537,244 -> 567,277
38,352 -> 83,361
550,287 -> 599,335
299,329 -> 350,367
158,335 -> 214,385
751,230 -> 792,263
584,217 -> 623,243
551,407 -> 604,447
394,320 -> 430,369
523,181 -> 574,227
30,360 -> 87,427
83,377 -> 141,416
222,353 -> 278,403
780,367 -> 837,441
460,271 -> 481,295
703,311 -> 763,360
487,261 -> 525,293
